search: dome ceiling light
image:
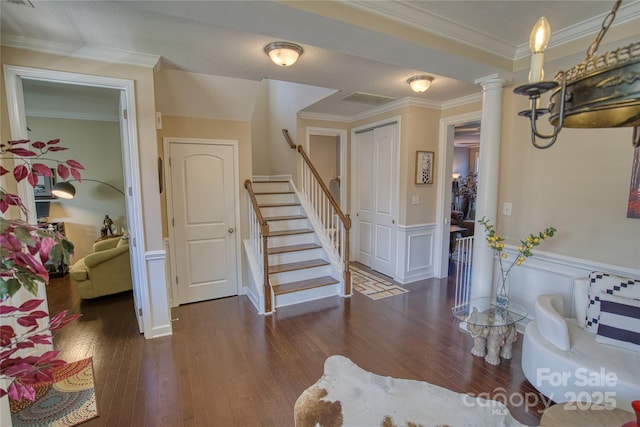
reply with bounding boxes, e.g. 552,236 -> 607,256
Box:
264,42 -> 303,67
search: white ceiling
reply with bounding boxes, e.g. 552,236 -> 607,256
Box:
2,0 -> 639,119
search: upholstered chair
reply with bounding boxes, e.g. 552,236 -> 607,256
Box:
70,237 -> 133,299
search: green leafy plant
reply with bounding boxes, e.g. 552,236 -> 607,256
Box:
1,139 -> 82,401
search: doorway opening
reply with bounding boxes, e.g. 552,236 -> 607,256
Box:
4,65 -> 149,335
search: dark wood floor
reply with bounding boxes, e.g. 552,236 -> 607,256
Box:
47,263 -> 547,426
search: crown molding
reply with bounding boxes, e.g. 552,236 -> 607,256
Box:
344,0 -> 517,60
1,34 -> 160,68
27,109 -> 119,122
441,93 -> 483,110
514,2 -> 640,59
297,111 -> 352,123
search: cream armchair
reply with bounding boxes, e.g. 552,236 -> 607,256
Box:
70,237 -> 133,299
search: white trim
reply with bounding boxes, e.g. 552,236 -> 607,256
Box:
163,137 -> 242,306
26,108 -> 119,122
298,111 -> 351,123
435,110 -> 483,278
2,65 -> 157,338
395,223 -> 436,284
1,34 -> 160,68
441,93 -> 483,110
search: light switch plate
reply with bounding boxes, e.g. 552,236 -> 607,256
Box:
503,202 -> 512,216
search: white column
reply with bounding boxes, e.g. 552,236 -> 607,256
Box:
470,75 -> 505,300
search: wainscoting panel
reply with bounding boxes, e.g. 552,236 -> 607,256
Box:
145,250 -> 172,338
499,246 -> 640,322
396,223 -> 436,284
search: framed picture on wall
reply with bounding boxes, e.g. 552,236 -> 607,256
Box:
415,151 -> 434,184
34,169 -> 56,200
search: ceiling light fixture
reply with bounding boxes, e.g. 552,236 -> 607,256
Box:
407,75 -> 434,93
264,42 -> 303,67
514,0 -> 640,149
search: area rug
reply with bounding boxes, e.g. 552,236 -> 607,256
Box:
10,357 -> 98,427
295,355 -> 531,427
350,266 -> 408,300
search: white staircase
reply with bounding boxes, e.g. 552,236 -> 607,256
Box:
245,180 -> 342,313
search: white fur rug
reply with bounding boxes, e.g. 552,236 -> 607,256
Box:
295,355 -> 531,427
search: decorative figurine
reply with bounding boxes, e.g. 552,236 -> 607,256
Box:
102,215 -> 114,236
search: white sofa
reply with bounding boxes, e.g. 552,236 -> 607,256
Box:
522,274 -> 640,410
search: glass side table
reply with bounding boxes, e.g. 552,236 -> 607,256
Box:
452,298 -> 528,365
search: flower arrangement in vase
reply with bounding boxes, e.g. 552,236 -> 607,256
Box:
1,138 -> 82,402
479,217 -> 557,309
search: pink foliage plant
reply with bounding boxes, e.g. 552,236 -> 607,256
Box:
1,139 -> 82,401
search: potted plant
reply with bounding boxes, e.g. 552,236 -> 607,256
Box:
1,138 -> 81,418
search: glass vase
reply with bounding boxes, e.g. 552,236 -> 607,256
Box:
495,271 -> 510,310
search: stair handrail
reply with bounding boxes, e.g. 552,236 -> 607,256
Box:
244,179 -> 272,313
282,129 -> 352,295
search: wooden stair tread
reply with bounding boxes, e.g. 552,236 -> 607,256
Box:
255,191 -> 295,195
272,276 -> 339,295
268,243 -> 322,254
269,258 -> 329,274
264,214 -> 307,222
259,202 -> 300,207
269,228 -> 314,237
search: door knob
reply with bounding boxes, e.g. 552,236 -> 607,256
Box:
228,228 -> 235,233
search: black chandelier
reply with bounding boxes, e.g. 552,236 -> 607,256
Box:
513,0 -> 640,149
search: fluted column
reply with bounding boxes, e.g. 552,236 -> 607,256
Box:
470,75 -> 505,300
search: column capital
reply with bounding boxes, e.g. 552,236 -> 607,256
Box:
474,73 -> 506,89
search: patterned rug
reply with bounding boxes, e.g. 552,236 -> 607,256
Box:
10,358 -> 98,427
350,266 -> 408,300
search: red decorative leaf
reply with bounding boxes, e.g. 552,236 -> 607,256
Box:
27,172 -> 38,187
17,341 -> 35,349
0,305 -> 19,314
0,325 -> 16,346
38,236 -> 56,264
18,299 -> 44,312
7,148 -> 36,156
46,138 -> 60,145
17,316 -> 38,328
47,147 -> 68,152
13,164 -> 29,182
31,163 -> 54,177
70,168 -> 82,182
31,141 -> 46,149
0,199 -> 8,213
57,164 -> 69,180
8,139 -> 29,146
27,334 -> 52,345
0,165 -> 8,176
66,159 -> 84,170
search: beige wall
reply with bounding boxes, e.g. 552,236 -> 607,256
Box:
156,115 -> 252,242
1,46 -> 163,252
28,117 -> 125,260
498,84 -> 640,269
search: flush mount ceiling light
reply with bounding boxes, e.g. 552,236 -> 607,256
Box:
514,0 -> 640,149
264,42 -> 303,67
407,75 -> 434,93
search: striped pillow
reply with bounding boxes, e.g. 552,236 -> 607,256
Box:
595,292 -> 640,352
585,272 -> 640,333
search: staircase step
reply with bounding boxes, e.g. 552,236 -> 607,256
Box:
269,228 -> 314,237
255,191 -> 295,195
259,202 -> 300,208
269,258 -> 329,274
268,243 -> 322,255
264,214 -> 307,222
272,276 -> 339,295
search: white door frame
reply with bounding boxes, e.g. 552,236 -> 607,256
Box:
163,137 -> 242,307
350,117 -> 401,279
305,127 -> 348,209
3,64 -> 150,335
434,111 -> 482,278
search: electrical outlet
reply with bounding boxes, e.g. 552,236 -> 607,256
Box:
503,202 -> 512,216
412,195 -> 420,205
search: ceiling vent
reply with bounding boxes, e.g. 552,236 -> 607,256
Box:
341,92 -> 396,106
3,0 -> 34,7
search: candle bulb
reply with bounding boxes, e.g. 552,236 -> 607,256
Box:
528,16 -> 551,83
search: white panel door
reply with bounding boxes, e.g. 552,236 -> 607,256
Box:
354,123 -> 398,277
169,142 -> 238,304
